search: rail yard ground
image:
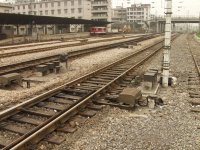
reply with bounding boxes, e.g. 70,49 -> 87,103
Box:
0,34 -> 200,150
49,34 -> 200,150
0,34 -> 162,109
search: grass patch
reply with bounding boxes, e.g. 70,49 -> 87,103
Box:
196,32 -> 200,38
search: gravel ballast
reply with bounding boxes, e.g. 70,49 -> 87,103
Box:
0,34 -> 149,67
0,36 -> 163,110
52,34 -> 200,150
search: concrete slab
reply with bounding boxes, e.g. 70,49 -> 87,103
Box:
118,87 -> 142,106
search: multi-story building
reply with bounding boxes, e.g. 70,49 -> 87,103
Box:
91,0 -> 111,22
0,3 -> 13,13
127,4 -> 151,27
14,0 -> 91,19
13,0 -> 92,34
111,6 -> 127,22
91,0 -> 112,31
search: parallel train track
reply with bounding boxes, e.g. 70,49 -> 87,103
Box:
0,34 -> 156,59
0,34 -> 177,150
186,34 -> 200,106
0,34 -> 158,76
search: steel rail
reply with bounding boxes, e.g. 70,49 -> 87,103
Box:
0,35 -> 178,150
0,36 -> 164,121
0,35 -> 157,76
187,34 -> 200,76
0,35 -> 155,58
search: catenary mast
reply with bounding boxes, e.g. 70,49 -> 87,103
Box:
162,0 -> 172,87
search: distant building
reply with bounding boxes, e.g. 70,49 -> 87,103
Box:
0,3 -> 13,13
127,4 -> 151,27
13,0 -> 91,20
91,0 -> 112,31
0,3 -> 14,37
13,0 -> 92,34
111,6 -> 127,22
91,0 -> 112,22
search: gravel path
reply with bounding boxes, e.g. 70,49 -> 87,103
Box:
0,36 -> 163,110
50,34 -> 200,150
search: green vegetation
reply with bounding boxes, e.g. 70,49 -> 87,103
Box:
196,32 -> 200,38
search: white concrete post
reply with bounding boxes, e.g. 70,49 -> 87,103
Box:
162,0 -> 172,88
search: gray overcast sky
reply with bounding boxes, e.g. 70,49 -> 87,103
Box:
113,0 -> 200,17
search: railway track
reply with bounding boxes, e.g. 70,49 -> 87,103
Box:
0,34 -> 177,150
0,40 -> 61,51
0,34 -> 158,76
186,34 -> 200,107
0,34 -> 156,59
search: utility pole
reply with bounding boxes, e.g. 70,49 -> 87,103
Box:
162,0 -> 172,88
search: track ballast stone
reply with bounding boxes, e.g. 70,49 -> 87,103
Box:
53,34 -> 200,150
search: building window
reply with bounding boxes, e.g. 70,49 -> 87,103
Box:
78,0 -> 82,5
64,9 -> 68,13
23,5 -> 25,9
51,10 -> 54,15
78,16 -> 82,19
45,3 -> 48,8
58,9 -> 61,14
64,1 -> 67,6
78,8 -> 82,13
71,1 -> 74,6
4,10 -> 9,13
45,10 -> 48,15
71,8 -> 74,13
40,4 -> 42,8
18,6 -> 20,10
58,2 -> 60,6
51,2 -> 54,7
40,11 -> 43,15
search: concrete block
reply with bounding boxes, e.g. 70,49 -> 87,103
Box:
52,61 -> 60,66
118,87 -> 142,106
55,66 -> 61,74
46,63 -> 55,73
0,73 -> 22,86
46,63 -> 55,69
149,68 -> 159,74
144,72 -> 157,83
148,97 -> 155,109
36,65 -> 49,76
60,54 -> 68,62
143,81 -> 153,90
60,62 -> 67,70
